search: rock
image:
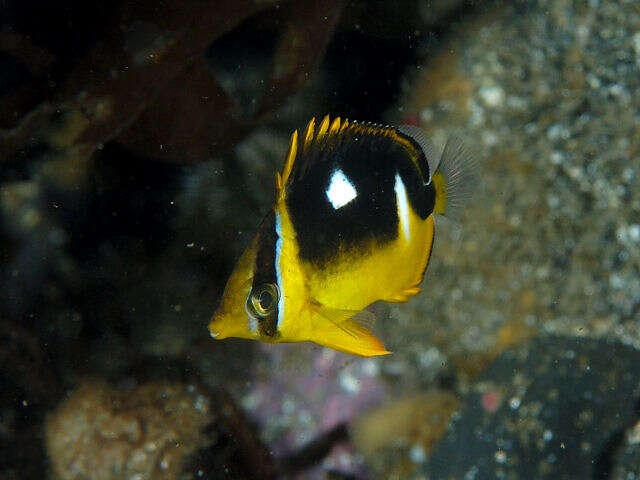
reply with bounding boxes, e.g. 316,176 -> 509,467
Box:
351,390 -> 459,477
424,336 -> 640,479
351,390 -> 459,456
611,420 -> 640,480
45,381 -> 213,480
389,0 -> 640,387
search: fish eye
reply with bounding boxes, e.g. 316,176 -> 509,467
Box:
247,283 -> 279,318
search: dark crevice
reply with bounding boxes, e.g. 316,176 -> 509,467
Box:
592,395 -> 640,480
322,0 -> 498,121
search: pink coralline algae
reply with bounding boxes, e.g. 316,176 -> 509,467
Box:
241,343 -> 388,473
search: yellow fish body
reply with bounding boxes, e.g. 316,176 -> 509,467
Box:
209,116 -> 476,356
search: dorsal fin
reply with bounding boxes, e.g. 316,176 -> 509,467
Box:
276,116 -> 421,201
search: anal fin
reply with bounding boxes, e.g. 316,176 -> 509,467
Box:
383,286 -> 422,303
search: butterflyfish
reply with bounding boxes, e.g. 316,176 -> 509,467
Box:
209,116 -> 477,356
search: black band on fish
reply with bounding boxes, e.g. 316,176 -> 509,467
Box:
251,211 -> 279,337
284,119 -> 439,268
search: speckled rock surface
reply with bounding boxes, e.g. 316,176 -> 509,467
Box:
385,0 -> 640,384
45,381 -> 213,480
424,336 -> 640,479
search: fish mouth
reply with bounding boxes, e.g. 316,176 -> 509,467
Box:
209,305 -> 259,341
208,309 -> 243,340
208,315 -> 226,339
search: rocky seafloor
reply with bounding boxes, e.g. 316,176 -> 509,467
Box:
1,0 -> 639,479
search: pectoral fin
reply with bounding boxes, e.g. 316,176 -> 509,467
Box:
308,306 -> 391,357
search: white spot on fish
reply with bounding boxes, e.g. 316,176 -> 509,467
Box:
275,212 -> 285,328
326,169 -> 357,209
394,172 -> 411,241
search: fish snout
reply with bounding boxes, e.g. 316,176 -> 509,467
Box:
208,312 -> 228,340
208,307 -> 252,340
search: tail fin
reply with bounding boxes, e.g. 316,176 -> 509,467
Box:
397,125 -> 478,221
431,136 -> 479,220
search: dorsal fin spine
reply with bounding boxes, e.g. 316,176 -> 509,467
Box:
329,117 -> 341,135
317,115 -> 330,140
303,118 -> 316,151
278,129 -> 298,201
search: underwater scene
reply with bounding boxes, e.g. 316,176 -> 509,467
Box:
1,0 -> 639,479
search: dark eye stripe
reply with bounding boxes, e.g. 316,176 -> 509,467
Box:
252,210 -> 279,337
